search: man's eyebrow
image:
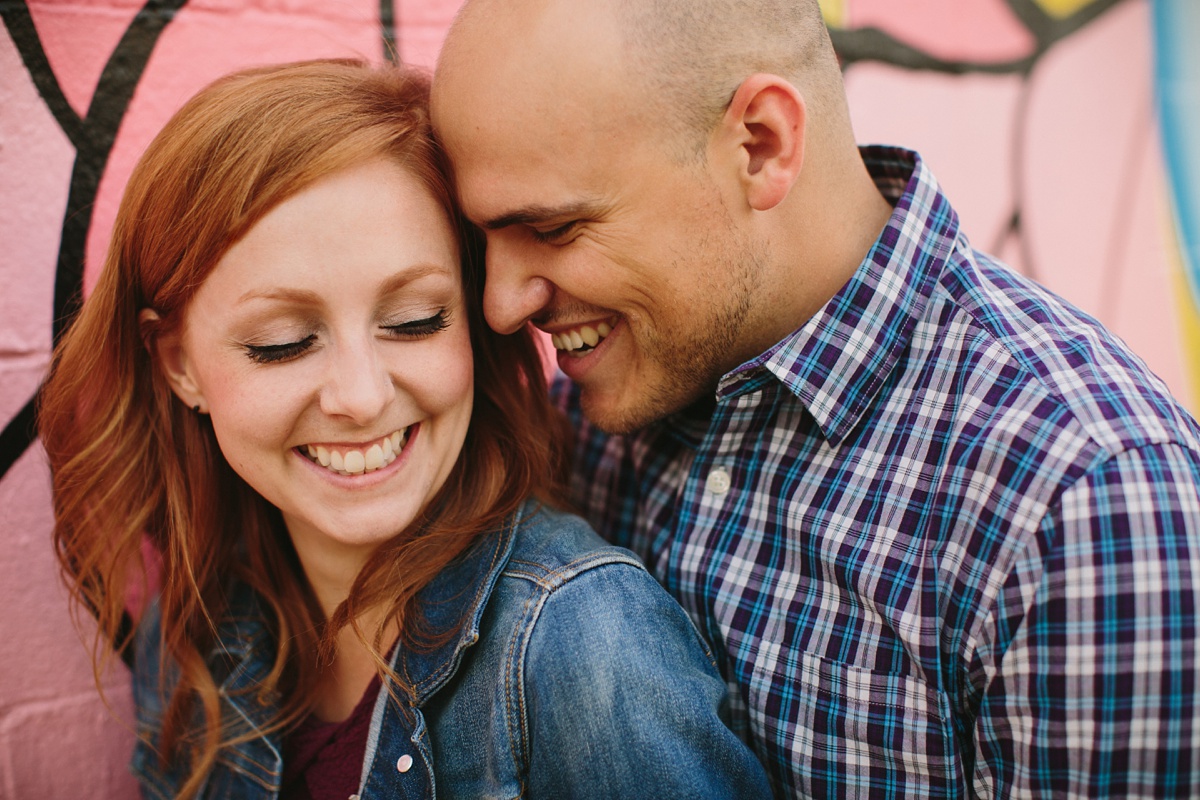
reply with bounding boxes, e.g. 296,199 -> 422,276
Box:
480,201 -> 604,231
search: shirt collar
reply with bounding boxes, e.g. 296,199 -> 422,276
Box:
718,146 -> 961,446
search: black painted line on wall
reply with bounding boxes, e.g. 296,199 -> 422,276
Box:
832,0 -> 1130,74
0,2 -> 86,147
0,0 -> 188,483
382,0 -> 398,63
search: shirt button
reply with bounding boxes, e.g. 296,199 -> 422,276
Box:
396,754 -> 414,773
706,466 -> 731,495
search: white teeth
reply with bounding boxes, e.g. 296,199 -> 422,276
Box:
364,444 -> 384,471
343,450 -> 366,474
304,428 -> 408,476
552,321 -> 613,352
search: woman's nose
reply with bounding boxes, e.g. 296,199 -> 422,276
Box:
319,339 -> 392,423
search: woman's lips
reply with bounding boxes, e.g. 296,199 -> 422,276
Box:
299,427 -> 409,476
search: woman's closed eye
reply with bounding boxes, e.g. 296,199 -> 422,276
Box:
382,310 -> 450,338
240,310 -> 449,364
243,334 -> 317,364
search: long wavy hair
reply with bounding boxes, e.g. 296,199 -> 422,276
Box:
38,59 -> 568,799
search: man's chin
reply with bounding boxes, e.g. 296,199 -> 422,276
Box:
578,381 -> 703,436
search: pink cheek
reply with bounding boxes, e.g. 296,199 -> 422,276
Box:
421,333 -> 475,409
429,361 -> 474,413
206,399 -> 293,463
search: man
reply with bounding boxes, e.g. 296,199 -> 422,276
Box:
432,0 -> 1200,796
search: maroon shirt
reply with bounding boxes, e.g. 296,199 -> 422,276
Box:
281,674 -> 382,800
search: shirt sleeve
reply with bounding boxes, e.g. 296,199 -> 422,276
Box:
520,559 -> 773,799
972,442 -> 1200,797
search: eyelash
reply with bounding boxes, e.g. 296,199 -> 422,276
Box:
244,334 -> 317,364
529,221 -> 578,245
383,310 -> 451,338
242,311 -> 450,364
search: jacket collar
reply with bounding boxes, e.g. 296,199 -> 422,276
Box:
396,504 -> 520,705
212,502 -> 523,713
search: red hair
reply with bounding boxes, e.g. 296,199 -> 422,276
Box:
39,59 -> 568,799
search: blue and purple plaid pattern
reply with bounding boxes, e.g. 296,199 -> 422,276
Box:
554,148 -> 1200,798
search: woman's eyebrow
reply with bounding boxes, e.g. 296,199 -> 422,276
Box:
376,263 -> 456,297
235,264 -> 454,307
236,286 -> 322,306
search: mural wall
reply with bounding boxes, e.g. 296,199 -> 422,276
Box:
1,0 -> 1194,796
828,0 -> 1200,408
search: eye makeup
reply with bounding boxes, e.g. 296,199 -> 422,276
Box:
380,310 -> 451,338
243,333 -> 317,364
239,309 -> 452,365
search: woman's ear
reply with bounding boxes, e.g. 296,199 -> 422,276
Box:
718,73 -> 806,211
139,308 -> 206,411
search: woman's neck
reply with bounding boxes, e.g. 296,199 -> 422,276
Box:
312,612 -> 398,723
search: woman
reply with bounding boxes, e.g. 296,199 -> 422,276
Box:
38,60 -> 769,799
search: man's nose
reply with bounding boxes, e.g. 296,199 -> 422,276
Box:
482,235 -> 554,335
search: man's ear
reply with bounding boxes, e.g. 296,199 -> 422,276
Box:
139,308 -> 206,411
718,73 -> 806,211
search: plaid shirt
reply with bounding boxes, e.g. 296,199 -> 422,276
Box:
554,147 -> 1200,798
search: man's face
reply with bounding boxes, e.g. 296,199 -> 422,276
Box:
434,13 -> 766,433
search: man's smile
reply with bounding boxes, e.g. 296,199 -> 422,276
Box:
547,318 -> 617,356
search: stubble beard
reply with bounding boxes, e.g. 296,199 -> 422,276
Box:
582,230 -> 764,436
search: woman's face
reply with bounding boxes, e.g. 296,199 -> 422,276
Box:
162,158 -> 474,574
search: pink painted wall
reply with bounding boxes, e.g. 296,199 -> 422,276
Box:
832,0 -> 1198,407
1,1 -> 1192,797
0,3 -> 461,796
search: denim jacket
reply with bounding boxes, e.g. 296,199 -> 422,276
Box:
131,501 -> 771,799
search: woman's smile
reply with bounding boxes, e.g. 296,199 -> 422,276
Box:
298,425 -> 412,476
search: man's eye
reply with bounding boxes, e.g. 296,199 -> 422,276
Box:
382,310 -> 450,338
529,221 -> 579,244
243,334 -> 317,364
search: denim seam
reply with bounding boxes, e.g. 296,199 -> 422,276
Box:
504,579 -> 542,790
505,552 -> 644,592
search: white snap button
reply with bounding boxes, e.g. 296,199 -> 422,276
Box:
397,754 -> 414,773
706,466 -> 731,495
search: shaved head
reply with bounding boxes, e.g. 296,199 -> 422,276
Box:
437,0 -> 844,159
616,0 -> 839,155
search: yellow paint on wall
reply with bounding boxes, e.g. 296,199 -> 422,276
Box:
1031,0 -> 1099,19
819,0 -> 846,28
1166,218 -> 1200,414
